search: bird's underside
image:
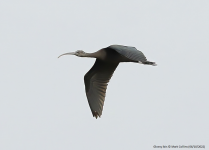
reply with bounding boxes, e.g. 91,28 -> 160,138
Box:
84,45 -> 156,118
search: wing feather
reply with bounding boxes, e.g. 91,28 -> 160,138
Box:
84,59 -> 119,118
108,45 -> 147,62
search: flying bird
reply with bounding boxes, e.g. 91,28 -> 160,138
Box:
58,45 -> 156,118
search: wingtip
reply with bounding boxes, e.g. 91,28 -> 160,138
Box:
93,111 -> 101,119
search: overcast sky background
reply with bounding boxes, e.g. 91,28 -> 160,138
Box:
0,0 -> 208,149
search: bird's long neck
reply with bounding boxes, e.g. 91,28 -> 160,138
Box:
84,50 -> 105,59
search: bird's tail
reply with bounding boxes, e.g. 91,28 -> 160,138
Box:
140,61 -> 157,66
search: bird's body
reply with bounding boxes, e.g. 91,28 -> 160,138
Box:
59,45 -> 156,118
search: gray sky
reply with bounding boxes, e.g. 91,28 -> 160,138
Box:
0,0 -> 208,149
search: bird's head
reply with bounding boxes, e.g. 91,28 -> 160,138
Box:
74,50 -> 86,57
58,50 -> 86,58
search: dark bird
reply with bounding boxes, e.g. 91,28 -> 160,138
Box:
58,45 -> 156,118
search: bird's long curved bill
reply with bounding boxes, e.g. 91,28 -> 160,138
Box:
58,52 -> 75,58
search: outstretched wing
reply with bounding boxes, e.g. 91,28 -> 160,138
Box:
108,45 -> 147,62
84,59 -> 119,118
